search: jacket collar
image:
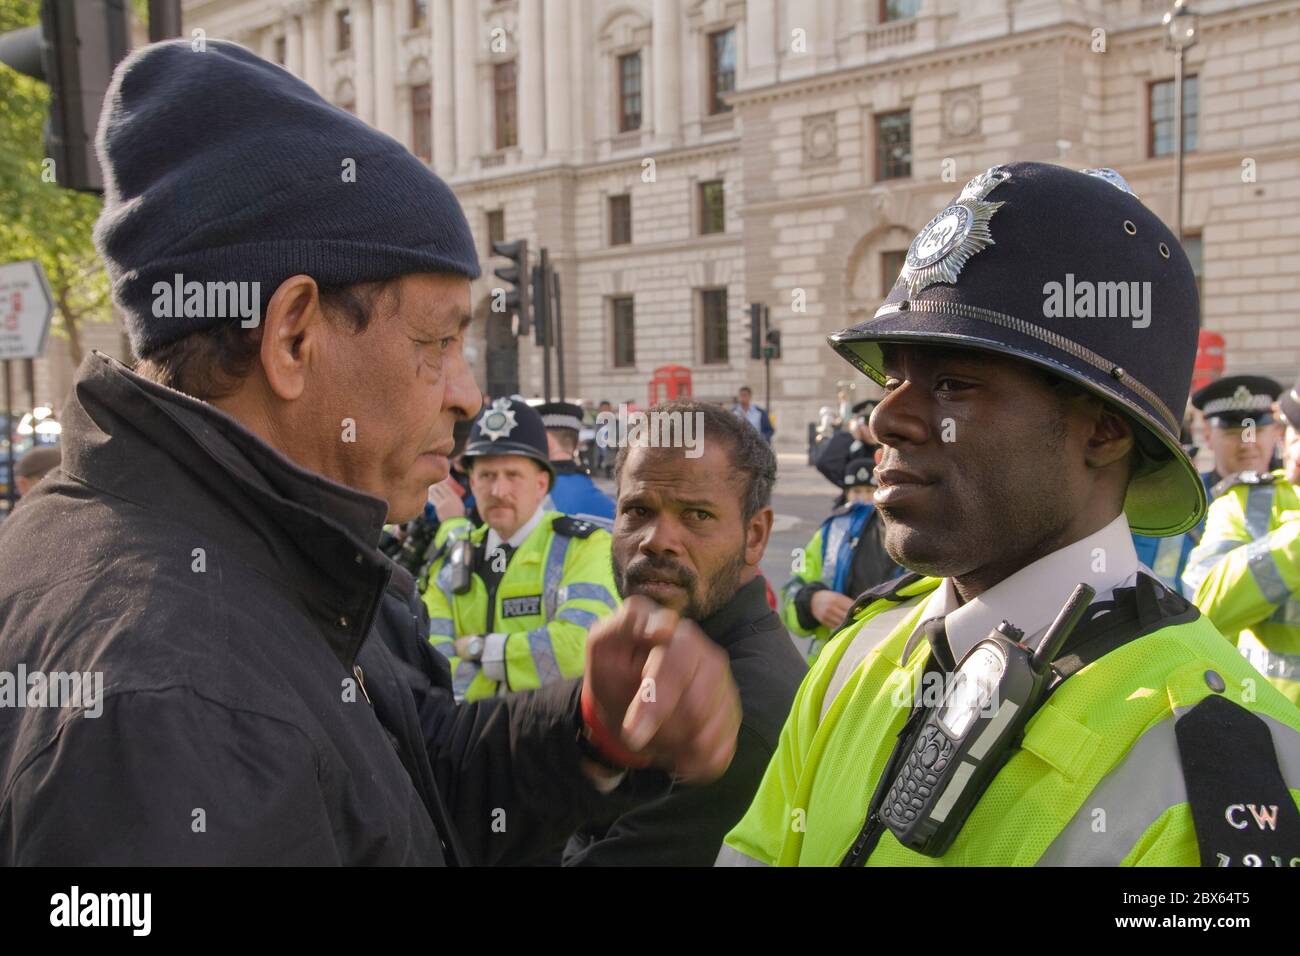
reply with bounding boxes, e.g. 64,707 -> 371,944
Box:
697,574 -> 775,649
59,352 -> 394,666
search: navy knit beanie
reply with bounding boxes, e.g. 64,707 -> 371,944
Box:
93,39 -> 481,357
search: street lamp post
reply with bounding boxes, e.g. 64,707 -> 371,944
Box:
1163,0 -> 1200,244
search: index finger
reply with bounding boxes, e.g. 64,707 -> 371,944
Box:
620,621 -> 703,752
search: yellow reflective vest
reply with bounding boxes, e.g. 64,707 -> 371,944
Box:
421,511 -> 619,701
1184,470 -> 1300,705
722,574 -> 1300,866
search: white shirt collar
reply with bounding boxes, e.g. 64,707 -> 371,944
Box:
905,513 -> 1141,663
485,504 -> 546,555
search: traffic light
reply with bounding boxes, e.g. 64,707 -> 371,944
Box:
490,238 -> 530,337
764,326 -> 782,361
40,0 -> 132,193
530,263 -> 550,347
749,303 -> 764,360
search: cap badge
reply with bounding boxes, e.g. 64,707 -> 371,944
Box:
900,165 -> 1009,296
1080,167 -> 1138,198
478,397 -> 518,442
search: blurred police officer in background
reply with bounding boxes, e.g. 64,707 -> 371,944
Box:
537,400 -> 615,527
721,163 -> 1300,867
1185,373 -> 1300,705
781,454 -> 903,662
423,398 -> 619,702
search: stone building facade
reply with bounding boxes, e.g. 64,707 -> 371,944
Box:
47,0 -> 1300,449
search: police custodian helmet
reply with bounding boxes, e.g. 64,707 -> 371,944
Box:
462,396 -> 556,490
830,161 -> 1204,537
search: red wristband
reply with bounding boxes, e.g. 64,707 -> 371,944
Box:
580,682 -> 653,769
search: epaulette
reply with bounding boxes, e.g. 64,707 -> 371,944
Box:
1211,470 -> 1277,499
843,571 -> 927,623
553,515 -> 600,539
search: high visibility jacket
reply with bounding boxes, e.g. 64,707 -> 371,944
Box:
421,511 -> 619,701
780,503 -> 890,661
722,574 -> 1300,866
1184,470 -> 1300,705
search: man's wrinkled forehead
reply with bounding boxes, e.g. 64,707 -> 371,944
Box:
621,445 -> 724,504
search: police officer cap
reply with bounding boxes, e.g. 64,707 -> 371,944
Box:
830,161 -> 1204,537
843,456 -> 875,488
463,397 -> 555,488
1280,374 -> 1300,429
1191,375 -> 1281,428
536,401 -> 585,433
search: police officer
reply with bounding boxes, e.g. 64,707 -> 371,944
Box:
537,400 -> 616,527
720,163 -> 1300,866
1184,373 -> 1300,704
781,456 -> 903,662
813,399 -> 881,506
422,398 -> 620,701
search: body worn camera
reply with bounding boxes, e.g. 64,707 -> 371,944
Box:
880,582 -> 1095,857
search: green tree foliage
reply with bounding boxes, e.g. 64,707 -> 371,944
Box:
0,0 -> 116,366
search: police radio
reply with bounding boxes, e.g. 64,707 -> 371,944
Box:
879,582 -> 1095,857
448,536 -> 475,595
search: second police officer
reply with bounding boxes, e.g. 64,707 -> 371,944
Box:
781,454 -> 903,662
537,400 -> 617,527
720,162 -> 1300,867
422,398 -> 620,701
1185,373 -> 1300,705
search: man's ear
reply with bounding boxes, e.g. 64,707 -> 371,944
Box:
745,505 -> 775,567
1084,404 -> 1136,470
259,275 -> 324,402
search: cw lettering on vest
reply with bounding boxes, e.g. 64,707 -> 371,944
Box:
1224,803 -> 1280,831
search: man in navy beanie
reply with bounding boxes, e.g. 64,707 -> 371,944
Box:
0,40 -> 740,865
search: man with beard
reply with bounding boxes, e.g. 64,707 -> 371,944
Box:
720,163 -> 1300,867
563,401 -> 807,866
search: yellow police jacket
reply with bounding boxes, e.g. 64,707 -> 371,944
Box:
422,511 -> 619,701
1184,470 -> 1300,704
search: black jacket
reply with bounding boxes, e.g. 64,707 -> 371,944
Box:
563,575 -> 806,865
0,353 -> 659,865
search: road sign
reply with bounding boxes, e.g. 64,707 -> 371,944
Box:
0,260 -> 55,360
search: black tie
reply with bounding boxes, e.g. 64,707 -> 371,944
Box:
922,616 -> 955,672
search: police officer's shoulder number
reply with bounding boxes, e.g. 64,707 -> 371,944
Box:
553,515 -> 600,539
1175,694 -> 1300,866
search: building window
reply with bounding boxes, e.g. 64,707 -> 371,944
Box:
612,297 -> 636,368
701,289 -> 729,364
337,8 -> 352,52
618,51 -> 642,132
699,180 -> 725,235
495,60 -> 518,150
880,0 -> 921,22
1149,76 -> 1198,158
609,194 -> 632,246
875,110 -> 911,180
411,83 -> 432,162
411,0 -> 428,29
274,35 -> 286,65
708,28 -> 736,115
486,209 -> 505,249
881,250 -> 907,293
